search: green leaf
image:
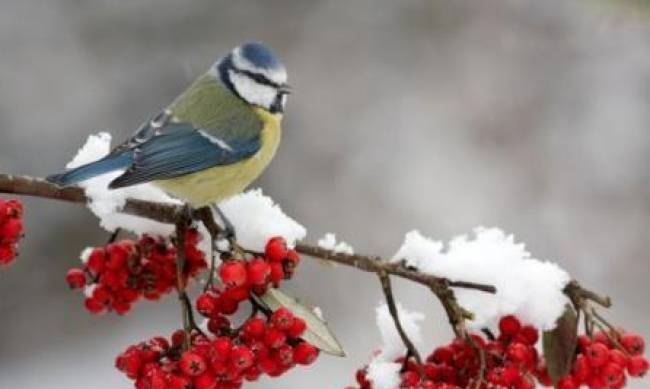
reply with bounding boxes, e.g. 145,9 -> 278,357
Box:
543,304 -> 579,383
259,288 -> 346,357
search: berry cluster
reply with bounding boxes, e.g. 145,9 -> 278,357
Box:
0,198 -> 24,266
196,236 -> 300,319
115,236 -> 318,389
116,312 -> 318,389
544,330 -> 648,389
66,228 -> 206,314
350,315 -> 648,389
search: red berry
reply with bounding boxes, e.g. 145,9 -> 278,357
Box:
84,297 -> 105,314
594,330 -> 613,348
502,365 -> 521,384
572,354 -> 591,383
486,367 -> 507,385
192,371 -> 216,389
246,258 -> 270,286
171,330 -> 186,348
111,242 -> 132,268
285,249 -> 300,266
577,334 -> 592,352
556,376 -> 577,389
147,371 -> 168,389
264,328 -> 287,349
168,375 -> 191,389
293,342 -> 319,365
515,375 -> 535,389
195,292 -> 217,317
620,332 -> 645,356
601,362 -> 625,388
243,365 -> 261,381
0,218 -> 23,241
287,317 -> 307,338
86,248 -> 106,274
270,307 -> 295,331
184,228 -> 200,246
535,364 -> 553,386
65,268 -> 86,289
499,315 -> 521,337
0,243 -> 15,265
242,316 -> 267,340
356,368 -> 369,386
608,349 -> 628,367
231,345 -> 254,371
115,351 -> 142,379
268,262 -> 284,283
518,325 -> 539,345
506,342 -> 532,366
586,343 -> 610,367
218,261 -> 247,287
216,296 -> 238,315
627,355 -> 649,377
179,351 -> 207,376
249,340 -> 269,360
223,284 -> 249,302
401,370 -> 420,386
251,284 -> 268,296
210,336 -> 232,362
277,344 -> 295,367
265,236 -> 288,263
428,346 -> 454,364
420,381 -> 436,389
258,356 -> 279,375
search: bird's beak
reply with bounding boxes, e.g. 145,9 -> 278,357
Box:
280,84 -> 292,95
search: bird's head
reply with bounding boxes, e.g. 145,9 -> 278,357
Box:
215,42 -> 290,114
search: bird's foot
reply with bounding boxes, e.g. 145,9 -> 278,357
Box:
181,203 -> 195,224
212,205 -> 236,241
210,205 -> 239,253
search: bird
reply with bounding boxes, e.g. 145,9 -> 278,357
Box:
47,42 -> 290,217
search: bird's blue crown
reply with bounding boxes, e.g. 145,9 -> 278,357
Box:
215,41 -> 289,113
239,42 -> 283,71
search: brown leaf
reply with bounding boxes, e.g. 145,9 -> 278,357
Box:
542,304 -> 578,383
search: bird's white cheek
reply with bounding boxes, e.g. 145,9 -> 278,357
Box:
229,70 -> 276,109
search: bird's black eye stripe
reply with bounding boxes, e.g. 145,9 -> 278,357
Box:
232,67 -> 282,89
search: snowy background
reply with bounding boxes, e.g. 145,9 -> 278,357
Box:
1,0 -> 650,388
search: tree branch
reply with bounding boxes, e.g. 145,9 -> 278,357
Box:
0,173 -> 496,295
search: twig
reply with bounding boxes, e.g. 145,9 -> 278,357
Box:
481,328 -> 496,341
377,270 -> 423,367
174,207 -> 192,350
107,228 -> 121,244
563,280 -> 612,308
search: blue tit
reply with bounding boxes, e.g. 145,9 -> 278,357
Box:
47,41 -> 290,207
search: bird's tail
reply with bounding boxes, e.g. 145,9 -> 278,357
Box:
46,153 -> 132,187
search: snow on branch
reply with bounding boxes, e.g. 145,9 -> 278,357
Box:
392,228 -> 571,331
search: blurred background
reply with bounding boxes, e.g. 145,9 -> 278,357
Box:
1,0 -> 649,387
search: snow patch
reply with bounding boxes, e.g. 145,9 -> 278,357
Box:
317,233 -> 354,255
392,227 -> 571,330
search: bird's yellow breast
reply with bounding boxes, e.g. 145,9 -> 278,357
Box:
153,108 -> 282,206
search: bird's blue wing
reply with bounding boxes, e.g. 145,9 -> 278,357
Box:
108,121 -> 260,188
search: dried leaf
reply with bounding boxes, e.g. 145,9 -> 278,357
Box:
259,288 -> 345,357
543,304 -> 578,383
